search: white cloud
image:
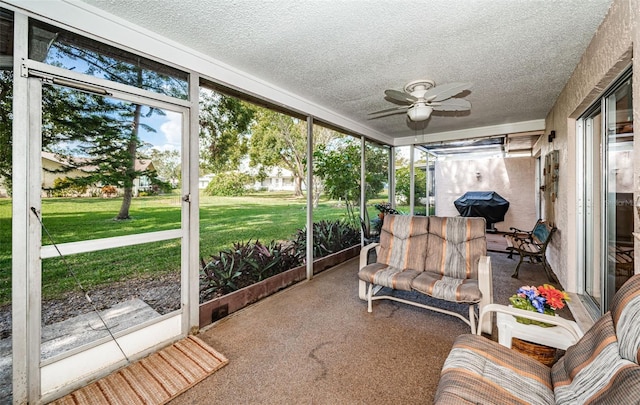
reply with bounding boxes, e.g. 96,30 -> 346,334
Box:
160,111 -> 182,148
151,144 -> 180,153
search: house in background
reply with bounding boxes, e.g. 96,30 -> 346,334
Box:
41,151 -> 156,197
251,167 -> 301,192
197,173 -> 214,190
198,167 -> 303,193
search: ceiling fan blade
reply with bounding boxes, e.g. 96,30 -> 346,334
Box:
384,89 -> 417,104
432,98 -> 471,111
424,82 -> 473,102
367,106 -> 409,119
368,106 -> 409,115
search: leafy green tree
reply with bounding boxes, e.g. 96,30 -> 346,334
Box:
249,111 -> 340,198
364,143 -> 389,202
314,141 -> 360,204
395,165 -> 427,206
0,70 -> 137,201
41,85 -> 165,219
34,25 -> 185,219
199,88 -> 255,174
249,109 -> 307,197
314,138 -> 388,223
0,70 -> 12,194
147,148 -> 181,188
310,126 -> 349,206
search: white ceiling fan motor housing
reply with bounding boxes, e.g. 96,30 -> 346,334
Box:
404,79 -> 436,98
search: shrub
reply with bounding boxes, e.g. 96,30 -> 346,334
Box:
200,239 -> 303,300
52,177 -> 87,197
292,219 -> 360,259
199,220 -> 360,301
204,171 -> 253,196
101,185 -> 117,197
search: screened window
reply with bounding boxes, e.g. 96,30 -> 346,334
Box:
28,19 -> 189,100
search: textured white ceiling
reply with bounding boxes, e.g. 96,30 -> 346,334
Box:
80,0 -> 612,140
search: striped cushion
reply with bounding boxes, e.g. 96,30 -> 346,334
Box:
357,263 -> 420,291
435,334 -> 554,405
411,272 -> 482,303
435,274 -> 640,405
424,216 -> 486,279
551,313 -> 640,404
376,215 -> 429,272
551,274 -> 640,404
609,273 -> 640,364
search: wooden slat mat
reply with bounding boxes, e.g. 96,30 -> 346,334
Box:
50,336 -> 228,405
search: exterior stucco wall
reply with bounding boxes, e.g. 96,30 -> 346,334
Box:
41,159 -> 88,189
435,156 -> 537,232
541,0 -> 639,292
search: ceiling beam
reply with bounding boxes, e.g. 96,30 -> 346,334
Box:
393,119 -> 546,146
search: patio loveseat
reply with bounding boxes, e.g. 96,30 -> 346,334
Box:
434,273 -> 640,404
358,215 -> 493,334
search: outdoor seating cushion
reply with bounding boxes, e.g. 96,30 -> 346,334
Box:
411,274 -> 482,303
423,216 -> 486,278
610,272 -> 640,364
552,273 -> 640,404
436,334 -> 555,405
358,215 -> 428,290
411,217 -> 486,303
551,312 -> 640,404
357,264 -> 420,291
435,274 -> 640,405
376,214 -> 429,271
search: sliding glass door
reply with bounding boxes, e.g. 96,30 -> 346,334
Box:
581,70 -> 633,314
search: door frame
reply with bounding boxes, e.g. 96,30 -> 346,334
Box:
15,57 -> 196,402
576,67 -> 633,318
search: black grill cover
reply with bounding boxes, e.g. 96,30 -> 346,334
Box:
454,191 -> 509,228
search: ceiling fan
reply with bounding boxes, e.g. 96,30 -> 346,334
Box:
369,79 -> 473,122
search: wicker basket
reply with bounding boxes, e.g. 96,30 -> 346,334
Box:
512,338 -> 558,366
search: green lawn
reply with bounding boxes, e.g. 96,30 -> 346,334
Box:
0,191 -> 356,304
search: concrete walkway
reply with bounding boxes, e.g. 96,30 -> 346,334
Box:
0,299 -> 160,404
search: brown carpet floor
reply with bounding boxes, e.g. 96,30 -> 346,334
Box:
170,251 -> 567,405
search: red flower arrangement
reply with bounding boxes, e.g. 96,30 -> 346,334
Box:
509,284 -> 570,327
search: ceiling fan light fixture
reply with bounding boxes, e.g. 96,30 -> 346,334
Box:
407,104 -> 433,121
370,80 -> 471,123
